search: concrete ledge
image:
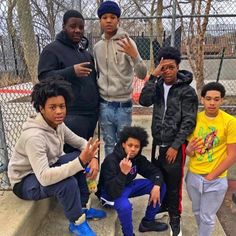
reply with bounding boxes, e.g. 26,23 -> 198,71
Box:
35,193 -> 117,236
0,191 -> 51,236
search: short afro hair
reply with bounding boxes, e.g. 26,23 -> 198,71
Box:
201,82 -> 226,98
63,9 -> 84,25
119,126 -> 149,148
157,46 -> 181,65
31,76 -> 73,112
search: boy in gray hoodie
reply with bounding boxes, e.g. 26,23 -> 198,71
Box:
8,77 -> 105,236
94,1 -> 147,157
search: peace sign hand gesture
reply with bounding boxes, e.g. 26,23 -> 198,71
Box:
79,138 -> 100,164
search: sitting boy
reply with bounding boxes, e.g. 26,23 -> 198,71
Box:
96,126 -> 168,236
8,76 -> 106,236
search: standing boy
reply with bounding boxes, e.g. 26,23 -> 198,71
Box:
94,1 -> 147,157
38,10 -> 99,153
96,126 -> 168,236
8,77 -> 106,236
185,82 -> 236,236
139,46 -> 198,236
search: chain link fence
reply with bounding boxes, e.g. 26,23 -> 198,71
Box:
1,0 -> 236,189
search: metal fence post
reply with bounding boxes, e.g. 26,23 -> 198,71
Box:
170,0 -> 177,47
0,105 -> 10,189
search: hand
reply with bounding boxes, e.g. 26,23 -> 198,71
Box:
119,153 -> 132,175
166,147 -> 178,164
117,35 -> 138,58
186,137 -> 204,156
74,62 -> 92,77
152,57 -> 164,77
79,138 -> 100,164
87,158 -> 99,180
149,185 -> 161,208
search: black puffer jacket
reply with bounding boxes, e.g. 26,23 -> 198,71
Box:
96,144 -> 163,200
139,70 -> 198,150
38,31 -> 99,115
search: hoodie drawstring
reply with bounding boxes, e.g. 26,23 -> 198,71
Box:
112,40 -> 118,64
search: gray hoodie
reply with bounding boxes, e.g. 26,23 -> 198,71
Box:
94,27 -> 147,102
8,113 -> 87,187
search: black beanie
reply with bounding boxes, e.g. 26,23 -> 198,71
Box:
63,10 -> 84,24
97,1 -> 121,19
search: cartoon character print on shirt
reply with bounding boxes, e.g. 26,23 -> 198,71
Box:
129,165 -> 137,175
196,126 -> 220,162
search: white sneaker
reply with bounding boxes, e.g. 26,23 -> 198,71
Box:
169,216 -> 182,236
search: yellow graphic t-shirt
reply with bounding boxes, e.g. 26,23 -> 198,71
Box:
188,109 -> 236,177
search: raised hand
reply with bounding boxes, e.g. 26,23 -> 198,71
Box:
79,138 -> 100,164
74,62 -> 92,77
117,34 -> 138,59
119,152 -> 132,175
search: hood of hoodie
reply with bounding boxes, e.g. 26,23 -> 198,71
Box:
22,113 -> 59,134
56,31 -> 89,51
101,27 -> 128,41
176,69 -> 193,85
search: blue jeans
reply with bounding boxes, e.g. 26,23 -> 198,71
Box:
100,179 -> 166,236
99,102 -> 132,157
13,151 -> 89,222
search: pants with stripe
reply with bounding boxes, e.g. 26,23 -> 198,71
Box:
152,144 -> 186,217
100,179 -> 166,236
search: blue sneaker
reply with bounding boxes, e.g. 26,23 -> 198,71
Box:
69,214 -> 96,236
83,207 -> 106,220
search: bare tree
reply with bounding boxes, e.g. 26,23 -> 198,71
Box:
7,0 -> 31,81
17,0 -> 39,84
179,0 -> 213,97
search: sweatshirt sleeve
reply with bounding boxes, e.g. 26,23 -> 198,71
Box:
171,87 -> 198,149
129,39 -> 147,80
38,49 -> 76,82
101,159 -> 127,200
139,74 -> 157,106
136,156 -> 163,186
25,136 -> 84,186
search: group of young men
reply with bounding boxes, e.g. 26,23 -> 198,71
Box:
7,1 -> 236,236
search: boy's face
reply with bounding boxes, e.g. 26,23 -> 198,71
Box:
201,90 -> 223,117
100,13 -> 119,35
160,59 -> 179,85
122,137 -> 141,159
63,17 -> 84,44
40,96 -> 66,129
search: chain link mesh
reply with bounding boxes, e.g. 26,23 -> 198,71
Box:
1,0 -> 236,189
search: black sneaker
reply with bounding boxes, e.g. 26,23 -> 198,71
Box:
169,216 -> 182,236
139,218 -> 168,232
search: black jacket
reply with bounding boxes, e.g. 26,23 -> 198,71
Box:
38,31 -> 99,115
96,144 -> 163,200
139,70 -> 198,150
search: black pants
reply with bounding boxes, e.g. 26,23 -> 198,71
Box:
152,144 -> 186,217
64,113 -> 98,153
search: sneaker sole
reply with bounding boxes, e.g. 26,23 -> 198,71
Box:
155,211 -> 169,220
139,224 -> 168,232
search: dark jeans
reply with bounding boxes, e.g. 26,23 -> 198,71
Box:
101,179 -> 166,236
13,151 -> 89,222
152,144 -> 186,217
64,114 -> 98,153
